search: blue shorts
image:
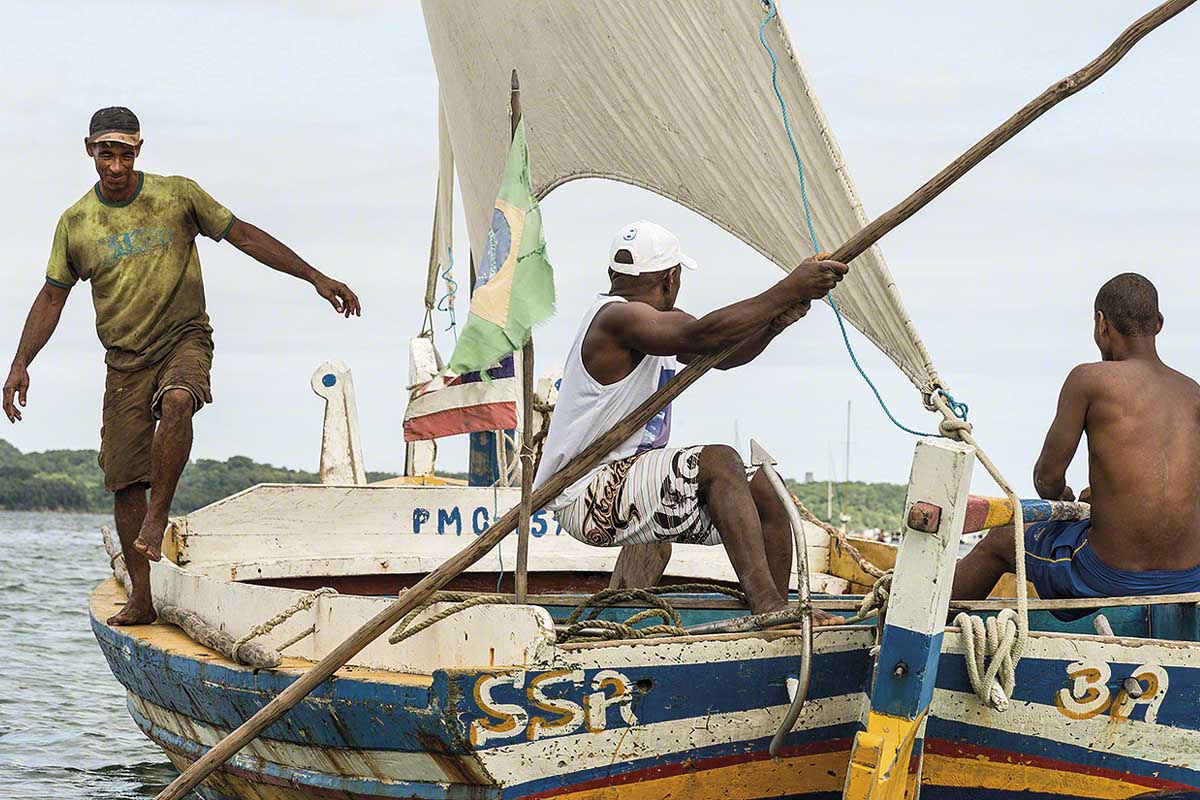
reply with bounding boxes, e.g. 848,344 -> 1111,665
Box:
1024,519 -> 1200,620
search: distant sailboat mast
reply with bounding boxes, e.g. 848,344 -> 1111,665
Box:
842,400 -> 851,534
826,443 -> 835,522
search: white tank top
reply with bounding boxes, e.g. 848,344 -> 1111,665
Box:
533,295 -> 678,510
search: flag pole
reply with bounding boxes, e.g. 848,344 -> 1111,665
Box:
511,69 -> 535,604
154,4 -> 1194,796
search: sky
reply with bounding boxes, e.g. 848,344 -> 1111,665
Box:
2,1 -> 1197,497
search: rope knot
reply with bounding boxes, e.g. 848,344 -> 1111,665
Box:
856,573 -> 892,621
938,417 -> 973,440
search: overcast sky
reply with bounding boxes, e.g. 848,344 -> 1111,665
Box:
2,1 -> 1197,497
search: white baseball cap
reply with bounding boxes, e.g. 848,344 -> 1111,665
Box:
608,220 -> 699,276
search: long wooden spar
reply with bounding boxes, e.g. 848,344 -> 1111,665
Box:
156,2 -> 1194,797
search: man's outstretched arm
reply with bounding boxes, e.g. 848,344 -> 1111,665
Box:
1033,365 -> 1091,500
605,259 -> 846,361
680,299 -> 812,370
4,281 -> 71,422
223,219 -> 361,317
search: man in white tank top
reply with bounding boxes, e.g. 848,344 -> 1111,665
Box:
533,221 -> 848,619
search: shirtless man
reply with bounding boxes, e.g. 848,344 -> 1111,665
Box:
3,107 -> 360,625
954,273 -> 1200,609
533,220 -> 847,620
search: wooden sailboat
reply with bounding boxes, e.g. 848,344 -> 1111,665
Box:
90,2 -> 1200,798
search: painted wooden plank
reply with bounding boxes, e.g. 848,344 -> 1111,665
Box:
172,484 -> 842,592
846,438 -> 975,799
148,560 -> 556,673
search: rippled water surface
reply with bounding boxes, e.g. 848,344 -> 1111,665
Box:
0,511 -> 179,798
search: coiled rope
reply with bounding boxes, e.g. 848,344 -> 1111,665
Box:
758,0 -> 1026,708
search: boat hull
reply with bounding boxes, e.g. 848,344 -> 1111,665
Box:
92,579 -> 1200,799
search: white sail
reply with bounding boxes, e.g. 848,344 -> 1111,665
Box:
421,0 -> 942,395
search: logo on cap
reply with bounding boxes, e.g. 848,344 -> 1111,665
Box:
622,228 -> 637,241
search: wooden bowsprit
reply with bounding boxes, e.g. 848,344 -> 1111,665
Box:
155,3 -> 1195,797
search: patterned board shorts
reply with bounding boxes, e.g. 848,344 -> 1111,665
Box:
555,446 -> 723,547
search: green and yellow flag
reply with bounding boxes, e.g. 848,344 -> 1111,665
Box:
448,119 -> 555,375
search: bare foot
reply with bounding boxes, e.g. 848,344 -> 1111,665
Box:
755,600 -> 791,616
814,608 -> 846,627
132,519 -> 166,562
108,598 -> 158,626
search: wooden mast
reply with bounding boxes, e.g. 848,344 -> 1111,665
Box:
154,4 -> 1196,797
512,69 -> 535,604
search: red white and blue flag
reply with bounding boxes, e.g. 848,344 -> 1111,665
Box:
402,355 -> 518,442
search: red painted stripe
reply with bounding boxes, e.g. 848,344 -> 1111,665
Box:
962,496 -> 991,534
404,401 -> 518,441
923,738 -> 1190,791
519,738 -> 854,800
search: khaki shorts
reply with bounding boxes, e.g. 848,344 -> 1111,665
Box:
98,331 -> 213,492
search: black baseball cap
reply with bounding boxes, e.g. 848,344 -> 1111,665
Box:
89,106 -> 141,147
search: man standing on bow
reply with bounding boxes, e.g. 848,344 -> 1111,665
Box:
3,107 -> 361,625
533,220 -> 847,619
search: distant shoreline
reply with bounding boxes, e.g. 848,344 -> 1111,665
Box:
2,439 -> 906,531
0,439 -> 401,515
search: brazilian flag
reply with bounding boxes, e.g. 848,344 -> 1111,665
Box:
448,119 -> 555,375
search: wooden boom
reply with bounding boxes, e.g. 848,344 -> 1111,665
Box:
156,2 -> 1195,797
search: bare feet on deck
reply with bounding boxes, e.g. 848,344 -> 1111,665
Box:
813,608 -> 845,627
131,518 -> 166,562
107,597 -> 157,626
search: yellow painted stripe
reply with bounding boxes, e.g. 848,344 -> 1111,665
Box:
923,752 -> 1157,798
982,497 -> 1015,530
845,711 -> 924,800
551,750 -> 851,800
553,748 -> 1154,800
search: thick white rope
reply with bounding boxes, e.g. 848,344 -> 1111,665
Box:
233,587 -> 338,660
934,395 -> 1027,710
953,609 -> 1019,711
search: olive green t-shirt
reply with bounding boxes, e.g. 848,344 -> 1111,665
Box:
46,172 -> 235,371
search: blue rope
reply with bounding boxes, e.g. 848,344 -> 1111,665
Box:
436,248 -> 459,342
758,1 -> 962,438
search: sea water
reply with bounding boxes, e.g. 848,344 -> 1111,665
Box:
0,511 -> 177,798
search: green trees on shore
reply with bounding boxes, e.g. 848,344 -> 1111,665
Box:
0,439 -> 397,514
785,478 -> 908,534
1,439 -> 908,531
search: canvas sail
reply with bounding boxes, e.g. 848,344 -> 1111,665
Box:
420,0 -> 942,396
